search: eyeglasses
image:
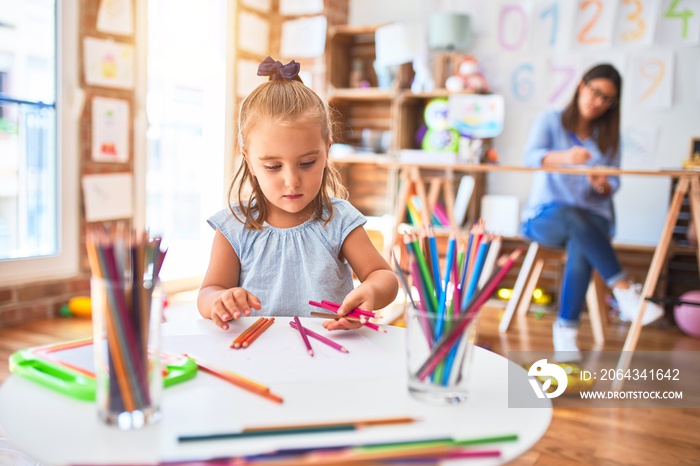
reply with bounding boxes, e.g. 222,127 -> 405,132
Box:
584,82 -> 618,107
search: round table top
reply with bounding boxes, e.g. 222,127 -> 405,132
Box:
0,317 -> 551,465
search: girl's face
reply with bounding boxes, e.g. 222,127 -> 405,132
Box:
244,119 -> 329,228
577,77 -> 618,122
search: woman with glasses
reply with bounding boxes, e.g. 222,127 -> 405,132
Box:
520,63 -> 663,360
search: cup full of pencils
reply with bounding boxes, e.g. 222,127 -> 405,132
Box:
87,226 -> 167,430
405,303 -> 478,405
398,224 -> 522,405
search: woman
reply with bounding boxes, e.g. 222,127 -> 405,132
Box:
521,64 -> 663,358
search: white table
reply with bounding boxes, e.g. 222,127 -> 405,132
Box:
0,317 -> 551,465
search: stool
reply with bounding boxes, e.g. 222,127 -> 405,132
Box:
498,241 -> 607,345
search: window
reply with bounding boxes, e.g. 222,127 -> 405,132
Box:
0,0 -> 78,284
142,0 -> 229,290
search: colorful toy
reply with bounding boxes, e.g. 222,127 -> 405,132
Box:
445,55 -> 488,93
674,291 -> 700,338
68,296 -> 92,318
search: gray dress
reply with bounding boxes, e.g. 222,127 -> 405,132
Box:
207,198 -> 366,316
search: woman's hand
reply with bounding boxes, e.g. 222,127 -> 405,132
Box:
323,287 -> 374,331
210,288 -> 261,330
567,146 -> 592,165
588,173 -> 610,196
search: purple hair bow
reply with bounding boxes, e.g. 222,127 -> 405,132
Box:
257,56 -> 301,81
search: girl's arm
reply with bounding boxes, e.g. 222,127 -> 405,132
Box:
197,229 -> 261,330
324,226 -> 399,330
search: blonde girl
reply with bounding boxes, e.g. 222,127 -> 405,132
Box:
198,57 -> 398,331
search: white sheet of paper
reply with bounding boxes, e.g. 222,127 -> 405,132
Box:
615,0 -> 660,47
622,125 -> 660,168
279,0 -> 324,15
81,173 -> 133,222
280,16 -> 327,58
83,37 -> 134,89
480,194 -> 520,237
656,0 -> 700,46
91,97 -> 130,163
238,11 -> 269,55
236,59 -> 267,98
627,50 -> 674,109
573,0 -> 617,50
96,0 -> 134,36
161,320 -> 394,385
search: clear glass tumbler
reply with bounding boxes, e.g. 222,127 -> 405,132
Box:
91,277 -> 163,430
405,304 -> 478,405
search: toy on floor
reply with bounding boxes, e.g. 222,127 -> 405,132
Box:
675,291 -> 700,337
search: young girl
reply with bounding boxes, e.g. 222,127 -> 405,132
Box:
198,57 -> 399,331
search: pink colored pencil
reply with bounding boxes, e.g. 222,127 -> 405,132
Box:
309,301 -> 385,333
321,300 -> 376,318
289,320 -> 348,353
309,300 -> 366,321
293,316 -> 314,357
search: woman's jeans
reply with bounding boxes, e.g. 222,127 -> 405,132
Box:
522,205 -> 626,325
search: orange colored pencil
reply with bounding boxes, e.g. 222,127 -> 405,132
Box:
231,317 -> 265,348
185,353 -> 283,404
241,317 -> 275,348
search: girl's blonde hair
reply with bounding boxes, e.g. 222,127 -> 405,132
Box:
229,78 -> 347,229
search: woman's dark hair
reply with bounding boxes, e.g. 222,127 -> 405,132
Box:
562,63 -> 622,157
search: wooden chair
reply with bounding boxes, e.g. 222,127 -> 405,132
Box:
498,241 -> 607,345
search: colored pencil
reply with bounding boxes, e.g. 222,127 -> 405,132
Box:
309,300 -> 371,321
405,234 -> 437,313
310,311 -> 362,322
184,353 -> 283,404
427,226 -> 442,299
289,320 -> 348,353
416,249 -> 522,380
321,300 -> 375,319
293,316 -> 314,356
391,250 -> 417,308
247,416 -> 416,432
241,317 -> 275,348
178,416 -> 417,443
230,317 -> 265,348
242,433 -> 517,462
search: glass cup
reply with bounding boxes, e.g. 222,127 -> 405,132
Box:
405,304 -> 478,404
91,277 -> 163,430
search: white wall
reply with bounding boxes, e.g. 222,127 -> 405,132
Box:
350,0 -> 700,245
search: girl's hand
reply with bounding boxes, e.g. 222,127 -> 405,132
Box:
323,288 -> 373,331
567,146 -> 592,165
211,288 -> 261,330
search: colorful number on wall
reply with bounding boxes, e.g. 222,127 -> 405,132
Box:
498,3 -> 529,51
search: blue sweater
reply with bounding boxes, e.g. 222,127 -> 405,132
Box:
521,109 -> 621,228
